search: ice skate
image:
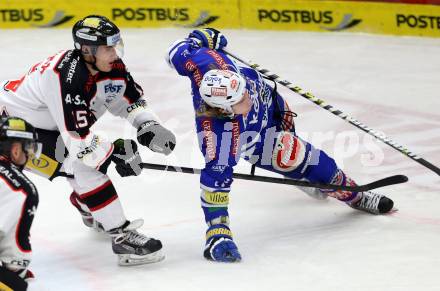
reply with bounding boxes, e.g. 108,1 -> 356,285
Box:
204,224 -> 241,262
109,219 -> 165,266
349,191 -> 394,214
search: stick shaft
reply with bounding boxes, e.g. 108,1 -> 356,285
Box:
57,162 -> 407,191
140,162 -> 407,192
224,49 -> 440,176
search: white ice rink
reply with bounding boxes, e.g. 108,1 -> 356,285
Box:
0,28 -> 439,291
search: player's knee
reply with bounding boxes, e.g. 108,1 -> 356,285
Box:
77,180 -> 118,213
305,149 -> 339,183
271,131 -> 307,173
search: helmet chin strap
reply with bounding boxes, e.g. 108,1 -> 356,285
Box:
81,46 -> 106,73
84,56 -> 102,73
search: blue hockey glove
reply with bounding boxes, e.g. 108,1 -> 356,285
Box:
203,224 -> 241,262
189,28 -> 228,50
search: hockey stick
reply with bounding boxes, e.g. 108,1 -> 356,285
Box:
223,49 -> 440,177
56,163 -> 407,190
139,162 -> 407,192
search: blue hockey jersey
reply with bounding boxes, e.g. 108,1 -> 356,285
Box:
167,38 -> 294,193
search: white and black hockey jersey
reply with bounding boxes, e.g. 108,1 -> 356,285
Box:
0,49 -> 157,171
0,156 -> 38,260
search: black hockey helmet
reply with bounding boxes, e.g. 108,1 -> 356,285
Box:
72,15 -> 122,51
0,117 -> 42,159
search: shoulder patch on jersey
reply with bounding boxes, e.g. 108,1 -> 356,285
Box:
206,50 -> 228,71
185,60 -> 203,87
54,50 -> 82,82
56,50 -> 74,71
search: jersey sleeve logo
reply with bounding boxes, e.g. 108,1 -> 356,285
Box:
202,119 -> 216,160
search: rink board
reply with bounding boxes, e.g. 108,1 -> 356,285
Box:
241,0 -> 440,37
0,0 -> 439,37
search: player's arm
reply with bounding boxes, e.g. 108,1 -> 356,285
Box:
165,28 -> 228,78
107,63 -> 176,155
165,36 -> 207,76
42,72 -> 140,176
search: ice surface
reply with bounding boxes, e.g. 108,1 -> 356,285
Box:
0,28 -> 439,291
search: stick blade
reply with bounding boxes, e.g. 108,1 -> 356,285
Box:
360,175 -> 408,192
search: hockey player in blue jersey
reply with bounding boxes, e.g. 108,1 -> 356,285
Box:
166,28 -> 395,262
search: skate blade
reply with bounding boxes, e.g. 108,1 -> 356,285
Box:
386,208 -> 399,215
117,250 -> 165,266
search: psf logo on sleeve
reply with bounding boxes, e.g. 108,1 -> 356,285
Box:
104,83 -> 123,94
96,79 -> 126,104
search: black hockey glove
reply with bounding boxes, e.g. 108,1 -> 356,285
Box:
112,139 -> 143,177
137,121 -> 176,155
188,28 -> 228,50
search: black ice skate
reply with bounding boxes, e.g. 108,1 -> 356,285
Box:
349,191 -> 394,214
109,219 -> 165,266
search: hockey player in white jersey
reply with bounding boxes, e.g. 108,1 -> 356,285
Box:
0,117 -> 41,291
0,15 -> 176,266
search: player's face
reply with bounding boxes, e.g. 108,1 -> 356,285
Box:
10,142 -> 27,166
232,90 -> 252,115
94,45 -> 119,72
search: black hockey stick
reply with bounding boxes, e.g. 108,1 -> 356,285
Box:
223,49 -> 440,177
140,162 -> 407,192
56,162 -> 407,191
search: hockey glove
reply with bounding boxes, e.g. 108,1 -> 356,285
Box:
189,28 -> 228,50
204,224 -> 241,262
112,139 -> 143,177
137,121 -> 176,155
